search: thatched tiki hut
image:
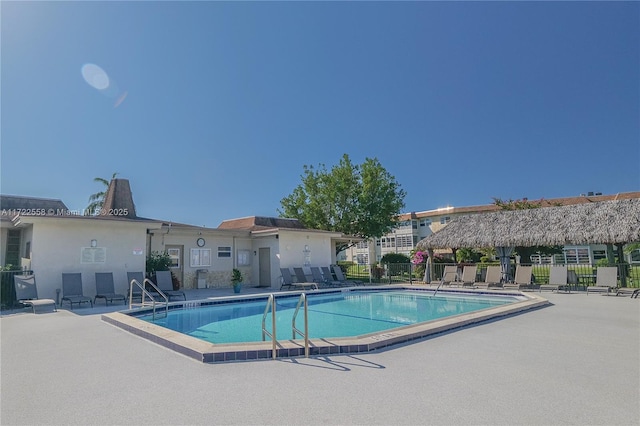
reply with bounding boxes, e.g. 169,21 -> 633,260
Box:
416,198 -> 640,285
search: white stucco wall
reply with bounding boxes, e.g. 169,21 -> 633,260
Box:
149,229 -> 253,289
278,230 -> 334,268
26,218 -> 150,301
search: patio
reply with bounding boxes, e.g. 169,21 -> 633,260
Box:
1,288 -> 638,425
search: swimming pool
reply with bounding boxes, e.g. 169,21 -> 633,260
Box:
137,290 -> 518,344
102,286 -> 548,363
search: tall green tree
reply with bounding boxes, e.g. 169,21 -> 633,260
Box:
493,197 -> 562,263
279,154 -> 406,255
86,172 -> 118,214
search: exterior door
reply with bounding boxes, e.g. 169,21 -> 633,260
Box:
258,247 -> 271,287
166,245 -> 184,288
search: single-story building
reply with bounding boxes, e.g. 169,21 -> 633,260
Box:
0,179 -> 350,302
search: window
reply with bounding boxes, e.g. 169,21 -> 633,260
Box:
530,254 -> 553,264
396,235 -> 413,248
356,241 -> 368,249
396,221 -> 410,229
412,220 -> 418,229
217,246 -> 231,258
191,248 -> 211,267
440,216 -> 450,225
563,247 -> 590,264
592,250 -> 606,261
356,253 -> 369,265
167,248 -> 180,268
237,249 -> 251,266
5,230 -> 20,267
419,219 -> 431,227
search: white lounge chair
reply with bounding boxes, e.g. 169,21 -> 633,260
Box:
452,265 -> 477,287
474,266 -> 502,289
504,265 -> 533,290
434,265 -> 458,287
587,267 -> 617,295
540,266 -> 569,292
615,287 -> 640,298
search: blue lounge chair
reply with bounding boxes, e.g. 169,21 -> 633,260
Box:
280,267 -> 317,290
332,265 -> 365,286
154,270 -> 186,301
61,273 -> 93,309
95,272 -> 127,306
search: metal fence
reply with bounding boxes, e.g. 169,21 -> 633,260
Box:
1,270 -> 34,309
339,263 -> 640,289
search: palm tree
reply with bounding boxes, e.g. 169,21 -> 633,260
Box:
87,172 -> 118,214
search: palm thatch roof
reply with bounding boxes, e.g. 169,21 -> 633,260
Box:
417,198 -> 640,249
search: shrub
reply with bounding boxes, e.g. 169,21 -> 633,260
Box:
146,251 -> 171,276
371,266 -> 385,280
231,268 -> 243,285
336,261 -> 355,274
380,253 -> 410,264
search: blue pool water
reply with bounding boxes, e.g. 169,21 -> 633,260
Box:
138,290 -> 517,344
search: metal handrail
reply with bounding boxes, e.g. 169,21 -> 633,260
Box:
261,294 -> 277,359
128,278 -> 169,320
292,293 -> 309,358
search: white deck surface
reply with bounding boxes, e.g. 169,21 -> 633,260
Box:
1,288 -> 638,425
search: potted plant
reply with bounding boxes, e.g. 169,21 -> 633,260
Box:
231,268 -> 243,293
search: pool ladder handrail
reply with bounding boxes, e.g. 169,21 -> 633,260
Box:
261,294 -> 277,359
433,279 -> 445,296
128,278 -> 169,320
292,293 -> 309,358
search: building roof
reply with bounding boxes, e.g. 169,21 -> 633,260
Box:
0,195 -> 68,215
417,198 -> 640,249
218,216 -> 307,231
401,191 -> 640,220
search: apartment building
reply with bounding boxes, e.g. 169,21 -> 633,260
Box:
342,191 -> 640,265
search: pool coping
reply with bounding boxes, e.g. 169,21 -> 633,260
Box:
101,285 -> 549,363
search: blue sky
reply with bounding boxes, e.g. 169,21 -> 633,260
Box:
2,1 -> 638,227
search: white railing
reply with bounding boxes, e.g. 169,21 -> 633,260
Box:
128,278 -> 168,319
292,293 -> 309,358
261,294 -> 277,359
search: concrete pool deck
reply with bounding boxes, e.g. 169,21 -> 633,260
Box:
1,287 -> 639,425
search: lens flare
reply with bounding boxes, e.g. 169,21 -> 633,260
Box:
81,63 -> 110,90
114,91 -> 128,108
